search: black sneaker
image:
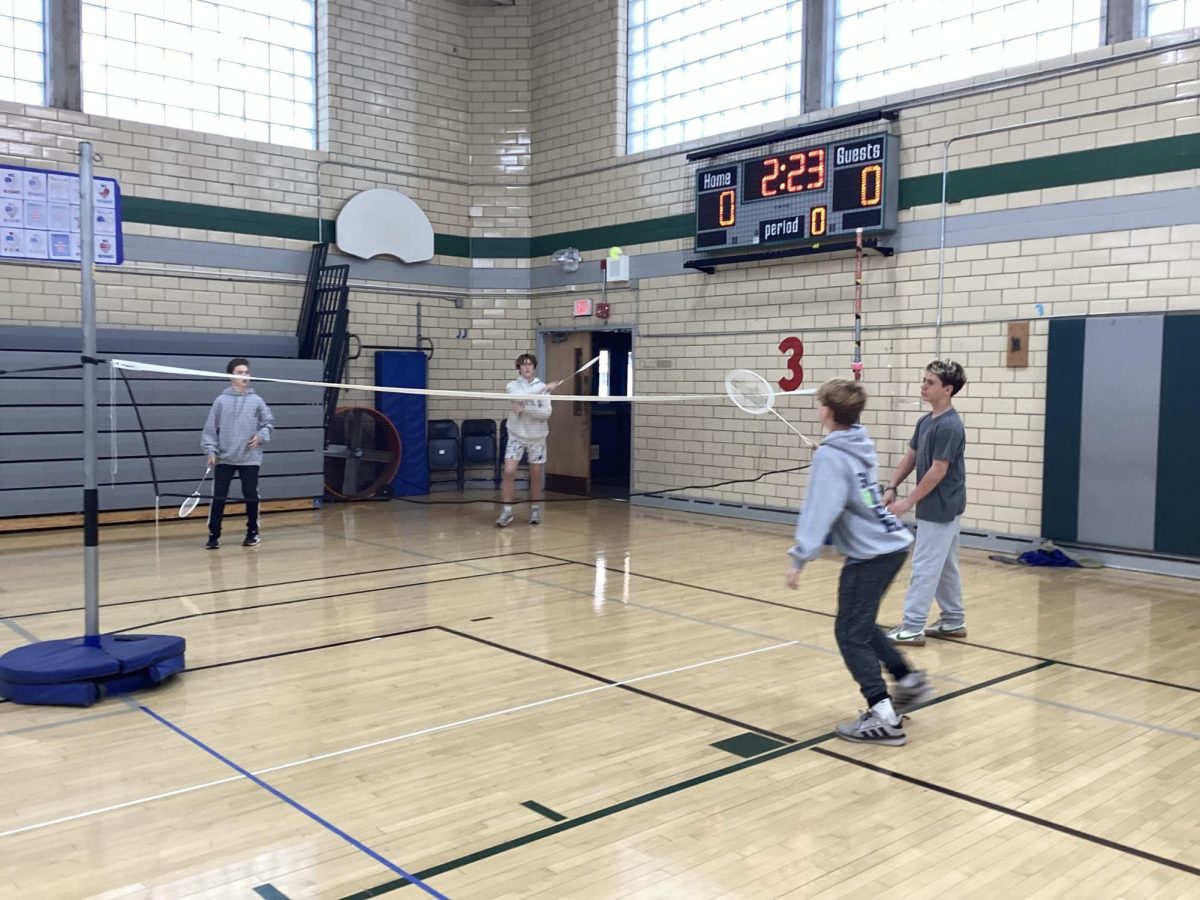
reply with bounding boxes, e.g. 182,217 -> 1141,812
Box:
205,536 -> 220,550
242,532 -> 260,547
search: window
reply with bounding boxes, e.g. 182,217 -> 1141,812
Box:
627,0 -> 804,154
833,0 -> 1104,107
1144,0 -> 1200,34
81,0 -> 317,149
0,1 -> 45,104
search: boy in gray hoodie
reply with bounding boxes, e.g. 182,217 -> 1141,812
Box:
201,358 -> 274,549
785,379 -> 933,746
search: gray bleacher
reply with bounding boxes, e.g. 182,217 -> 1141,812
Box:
0,326 -> 325,518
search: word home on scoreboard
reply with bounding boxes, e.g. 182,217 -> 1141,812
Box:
694,132 -> 898,252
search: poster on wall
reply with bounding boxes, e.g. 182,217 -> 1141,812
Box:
0,164 -> 123,265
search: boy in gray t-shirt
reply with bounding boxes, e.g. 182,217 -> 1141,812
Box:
882,360 -> 968,645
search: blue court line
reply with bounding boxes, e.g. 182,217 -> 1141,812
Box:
139,705 -> 449,900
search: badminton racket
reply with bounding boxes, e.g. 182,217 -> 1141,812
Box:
545,355 -> 600,393
178,465 -> 212,517
725,369 -> 819,449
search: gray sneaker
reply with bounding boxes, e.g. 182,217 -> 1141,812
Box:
885,624 -> 926,646
925,619 -> 967,639
495,507 -> 514,528
892,671 -> 935,716
529,505 -> 541,525
835,709 -> 907,746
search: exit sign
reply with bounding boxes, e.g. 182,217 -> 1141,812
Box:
573,298 -> 592,317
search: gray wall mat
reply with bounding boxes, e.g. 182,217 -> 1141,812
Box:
0,324 -> 300,356
1077,314 -> 1163,550
3,452 -> 322,488
0,351 -> 326,379
0,428 -> 325,461
0,475 -> 324,516
1,405 -> 325,433
1,345 -> 326,517
2,379 -> 325,405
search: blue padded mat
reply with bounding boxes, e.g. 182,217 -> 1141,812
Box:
0,634 -> 185,685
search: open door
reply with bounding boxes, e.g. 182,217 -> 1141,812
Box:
545,332 -> 592,495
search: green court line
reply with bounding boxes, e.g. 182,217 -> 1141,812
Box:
338,661 -> 1053,898
253,885 -> 291,900
122,134 -> 1200,259
520,800 -> 567,822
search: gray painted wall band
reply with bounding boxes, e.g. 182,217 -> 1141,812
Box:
1077,314 -> 1163,550
111,187 -> 1200,291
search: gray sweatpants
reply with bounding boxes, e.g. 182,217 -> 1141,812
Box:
901,516 -> 964,632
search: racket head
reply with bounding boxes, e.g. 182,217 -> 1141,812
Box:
725,369 -> 775,415
178,493 -> 200,517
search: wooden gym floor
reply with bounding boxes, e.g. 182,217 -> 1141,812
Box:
0,499 -> 1197,898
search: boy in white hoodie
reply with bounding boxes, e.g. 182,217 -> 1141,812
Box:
785,379 -> 934,746
497,353 -> 560,527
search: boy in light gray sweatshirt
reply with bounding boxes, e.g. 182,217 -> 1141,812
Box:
201,357 -> 274,550
785,379 -> 933,746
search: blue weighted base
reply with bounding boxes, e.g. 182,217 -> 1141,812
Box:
0,634 -> 186,707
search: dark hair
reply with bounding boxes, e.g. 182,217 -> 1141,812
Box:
226,357 -> 250,374
925,360 -> 966,395
515,353 -> 537,369
816,379 -> 867,426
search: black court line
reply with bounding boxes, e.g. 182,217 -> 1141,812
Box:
112,563 -> 573,633
1,551 -> 543,620
186,625 -> 439,674
341,657 -> 1200,899
438,625 -> 796,744
520,801 -> 566,822
528,552 -> 1200,694
812,746 -> 1200,877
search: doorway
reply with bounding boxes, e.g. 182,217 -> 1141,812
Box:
539,327 -> 632,497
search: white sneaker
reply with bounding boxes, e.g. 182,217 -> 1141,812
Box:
529,505 -> 541,525
885,624 -> 926,646
495,507 -> 514,527
835,701 -> 907,746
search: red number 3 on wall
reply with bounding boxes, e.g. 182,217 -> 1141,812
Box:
778,336 -> 804,392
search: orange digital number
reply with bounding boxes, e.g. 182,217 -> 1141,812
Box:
807,148 -> 826,190
860,164 -> 882,206
778,336 -> 805,392
810,205 -> 827,236
718,189 -> 736,226
760,158 -> 781,198
785,152 -> 807,193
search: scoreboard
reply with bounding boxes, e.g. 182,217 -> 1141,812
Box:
694,132 -> 898,252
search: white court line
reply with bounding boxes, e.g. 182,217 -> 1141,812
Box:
0,640 -> 796,840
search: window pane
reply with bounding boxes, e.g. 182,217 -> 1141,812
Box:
833,0 -> 1104,107
81,0 -> 316,149
1144,0 -> 1200,34
626,0 -> 803,154
0,1 -> 44,104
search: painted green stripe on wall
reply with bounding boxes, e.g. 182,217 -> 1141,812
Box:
899,133 -> 1200,208
1155,313 -> 1200,557
1042,318 -> 1085,543
119,134 -> 1199,256
121,196 -> 336,243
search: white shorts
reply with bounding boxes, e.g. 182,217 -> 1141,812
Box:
505,435 -> 546,465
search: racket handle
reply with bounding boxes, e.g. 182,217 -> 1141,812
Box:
769,408 -> 819,448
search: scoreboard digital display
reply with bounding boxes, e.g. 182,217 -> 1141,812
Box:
694,132 -> 898,252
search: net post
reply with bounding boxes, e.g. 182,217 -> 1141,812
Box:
79,140 -> 101,645
852,227 -> 864,381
